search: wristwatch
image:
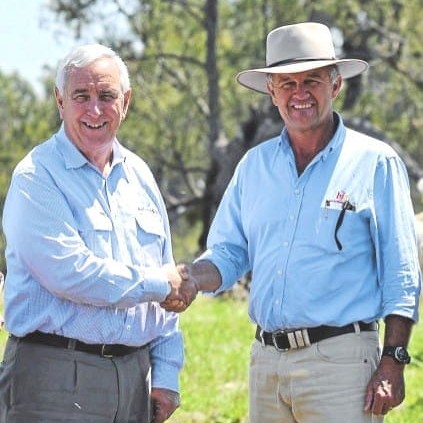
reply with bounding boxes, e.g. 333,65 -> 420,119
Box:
382,346 -> 411,364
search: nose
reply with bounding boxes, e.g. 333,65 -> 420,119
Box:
87,98 -> 102,116
293,82 -> 309,98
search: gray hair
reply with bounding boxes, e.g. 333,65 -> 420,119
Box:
327,65 -> 340,82
55,44 -> 131,95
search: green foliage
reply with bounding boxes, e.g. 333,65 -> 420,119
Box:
0,4 -> 420,420
0,0 -> 422,267
0,71 -> 58,271
46,0 -> 423,201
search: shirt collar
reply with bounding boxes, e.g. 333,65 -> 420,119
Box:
278,111 -> 346,161
54,123 -> 126,170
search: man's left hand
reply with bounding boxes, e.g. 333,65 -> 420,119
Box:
150,387 -> 180,422
364,357 -> 405,415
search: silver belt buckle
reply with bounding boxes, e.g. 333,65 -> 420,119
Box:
271,330 -> 289,352
272,329 -> 312,351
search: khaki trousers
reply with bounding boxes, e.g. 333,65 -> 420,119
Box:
249,330 -> 383,423
0,335 -> 151,423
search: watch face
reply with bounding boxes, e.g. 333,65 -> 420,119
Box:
394,347 -> 410,364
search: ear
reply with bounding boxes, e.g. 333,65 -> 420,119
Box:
332,75 -> 343,99
54,87 -> 65,119
122,89 -> 132,119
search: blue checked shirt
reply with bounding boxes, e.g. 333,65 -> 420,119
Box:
200,113 -> 421,331
2,125 -> 183,391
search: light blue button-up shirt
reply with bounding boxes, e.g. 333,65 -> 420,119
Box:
200,113 -> 421,331
2,125 -> 183,391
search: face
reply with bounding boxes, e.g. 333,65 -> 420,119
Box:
267,67 -> 342,134
55,58 -> 131,159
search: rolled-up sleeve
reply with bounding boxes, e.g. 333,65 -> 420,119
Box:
373,155 -> 421,322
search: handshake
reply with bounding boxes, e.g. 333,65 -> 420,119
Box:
160,263 -> 201,313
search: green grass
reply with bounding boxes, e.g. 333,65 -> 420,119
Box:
1,296 -> 422,422
169,296 -> 253,423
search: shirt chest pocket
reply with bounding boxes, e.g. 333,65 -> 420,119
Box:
314,207 -> 369,253
77,208 -> 113,257
135,209 -> 166,265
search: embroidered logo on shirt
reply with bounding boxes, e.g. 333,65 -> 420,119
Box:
325,191 -> 356,211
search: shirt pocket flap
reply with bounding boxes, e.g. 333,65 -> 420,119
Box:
135,210 -> 165,237
83,207 -> 113,231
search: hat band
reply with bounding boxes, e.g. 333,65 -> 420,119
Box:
267,57 -> 337,68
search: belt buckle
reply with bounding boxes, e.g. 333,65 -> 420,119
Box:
101,344 -> 114,358
271,330 -> 290,352
272,329 -> 312,352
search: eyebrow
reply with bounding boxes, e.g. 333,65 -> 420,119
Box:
71,88 -> 120,96
72,88 -> 89,95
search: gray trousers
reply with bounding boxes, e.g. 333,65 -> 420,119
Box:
0,335 -> 151,423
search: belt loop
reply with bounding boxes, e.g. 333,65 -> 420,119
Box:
301,329 -> 311,347
259,328 -> 265,347
353,322 -> 360,334
287,332 -> 298,349
67,339 -> 77,350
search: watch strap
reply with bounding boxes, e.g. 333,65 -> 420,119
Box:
382,346 -> 410,364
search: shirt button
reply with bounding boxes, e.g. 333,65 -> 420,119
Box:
294,189 -> 300,195
277,270 -> 283,275
126,325 -> 131,330
289,214 -> 294,220
283,241 -> 289,247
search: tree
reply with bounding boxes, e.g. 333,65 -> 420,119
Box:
43,0 -> 423,254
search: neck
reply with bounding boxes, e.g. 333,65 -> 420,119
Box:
288,118 -> 336,175
97,151 -> 113,175
83,148 -> 113,174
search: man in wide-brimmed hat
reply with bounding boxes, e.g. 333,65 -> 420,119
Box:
162,22 -> 421,423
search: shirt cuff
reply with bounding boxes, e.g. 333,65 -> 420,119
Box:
151,361 -> 181,392
142,267 -> 171,302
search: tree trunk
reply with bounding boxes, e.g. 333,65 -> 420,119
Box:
199,0 -> 221,249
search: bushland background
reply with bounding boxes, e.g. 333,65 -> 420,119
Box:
0,0 -> 422,422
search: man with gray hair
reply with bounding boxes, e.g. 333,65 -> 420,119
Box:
0,43 -> 196,423
163,22 -> 421,422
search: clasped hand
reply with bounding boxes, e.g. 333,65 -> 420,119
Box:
160,264 -> 199,312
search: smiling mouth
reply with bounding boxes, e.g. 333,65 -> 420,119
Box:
83,122 -> 107,129
292,103 -> 313,110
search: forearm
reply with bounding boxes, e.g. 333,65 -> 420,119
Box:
189,260 -> 222,293
5,173 -> 175,307
383,314 -> 414,347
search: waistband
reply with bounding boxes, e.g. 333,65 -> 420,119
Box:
12,331 -> 146,358
256,321 -> 378,352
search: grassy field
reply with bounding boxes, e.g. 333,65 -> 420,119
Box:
1,296 -> 422,422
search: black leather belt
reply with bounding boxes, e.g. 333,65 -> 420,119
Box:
13,331 -> 144,358
256,321 -> 378,352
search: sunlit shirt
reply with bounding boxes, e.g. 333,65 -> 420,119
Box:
2,124 -> 183,391
200,113 -> 421,331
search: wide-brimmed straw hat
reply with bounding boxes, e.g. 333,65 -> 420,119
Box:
236,22 -> 368,94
